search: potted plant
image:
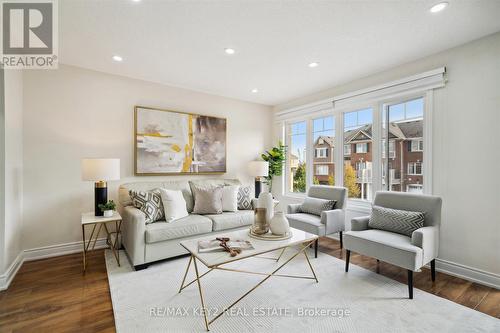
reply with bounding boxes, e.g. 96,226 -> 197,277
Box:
98,200 -> 116,217
261,141 -> 286,192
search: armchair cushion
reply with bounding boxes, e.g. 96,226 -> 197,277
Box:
411,226 -> 439,265
298,197 -> 336,216
287,203 -> 301,214
344,229 -> 423,271
286,213 -> 325,236
351,216 -> 370,231
368,205 -> 424,237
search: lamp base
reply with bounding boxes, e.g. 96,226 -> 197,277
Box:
95,181 -> 107,216
254,178 -> 262,198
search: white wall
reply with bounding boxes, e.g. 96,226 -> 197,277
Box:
273,32 -> 500,277
22,64 -> 272,250
3,70 -> 23,272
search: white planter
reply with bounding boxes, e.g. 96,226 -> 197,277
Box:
269,212 -> 290,236
103,210 -> 114,217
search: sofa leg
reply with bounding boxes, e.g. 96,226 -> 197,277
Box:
314,239 -> 318,258
339,231 -> 343,249
408,270 -> 413,299
134,263 -> 149,271
345,250 -> 350,272
431,259 -> 436,282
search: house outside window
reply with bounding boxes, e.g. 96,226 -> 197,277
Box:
407,184 -> 423,193
316,148 -> 328,158
344,144 -> 351,155
410,139 -> 423,152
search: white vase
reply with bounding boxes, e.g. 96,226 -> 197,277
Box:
258,192 -> 274,222
103,210 -> 114,217
269,212 -> 290,236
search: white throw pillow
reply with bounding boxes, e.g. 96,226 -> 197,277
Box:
222,185 -> 239,212
159,189 -> 189,222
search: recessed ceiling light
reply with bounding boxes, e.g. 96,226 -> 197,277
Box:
251,88 -> 258,93
112,55 -> 123,62
131,0 -> 142,2
430,2 -> 448,13
224,48 -> 235,55
308,62 -> 319,68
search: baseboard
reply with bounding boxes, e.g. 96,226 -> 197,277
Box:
0,238 -> 108,291
0,252 -> 24,291
434,258 -> 500,290
24,238 -> 108,261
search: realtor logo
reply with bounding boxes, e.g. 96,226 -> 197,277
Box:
1,0 -> 58,69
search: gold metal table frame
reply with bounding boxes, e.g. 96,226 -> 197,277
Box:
178,239 -> 318,331
81,219 -> 122,272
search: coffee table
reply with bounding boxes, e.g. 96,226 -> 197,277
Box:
178,227 -> 318,331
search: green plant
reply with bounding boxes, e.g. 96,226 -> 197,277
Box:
261,141 -> 286,191
293,162 -> 306,193
98,200 -> 116,212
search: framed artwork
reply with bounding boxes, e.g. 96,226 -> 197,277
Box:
134,106 -> 226,175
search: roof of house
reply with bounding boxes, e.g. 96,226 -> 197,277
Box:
312,119 -> 423,146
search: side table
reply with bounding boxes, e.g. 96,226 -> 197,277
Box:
81,211 -> 122,273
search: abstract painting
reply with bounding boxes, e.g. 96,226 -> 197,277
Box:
134,106 -> 226,175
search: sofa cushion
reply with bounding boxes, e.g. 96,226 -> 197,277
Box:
129,189 -> 164,224
286,213 -> 325,235
237,186 -> 253,210
192,186 -> 223,214
206,210 -> 254,231
344,229 -> 423,271
145,214 -> 213,243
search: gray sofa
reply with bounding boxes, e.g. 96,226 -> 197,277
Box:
118,179 -> 254,270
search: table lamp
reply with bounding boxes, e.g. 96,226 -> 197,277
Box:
248,161 -> 269,198
82,158 -> 120,216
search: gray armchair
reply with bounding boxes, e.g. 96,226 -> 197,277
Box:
286,186 -> 348,258
344,191 -> 442,299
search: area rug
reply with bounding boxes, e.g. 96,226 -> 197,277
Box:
105,249 -> 499,332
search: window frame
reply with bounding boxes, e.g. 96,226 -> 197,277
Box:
407,161 -> 423,175
282,91 -> 433,202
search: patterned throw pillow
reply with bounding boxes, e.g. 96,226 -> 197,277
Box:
368,205 -> 425,237
298,197 -> 337,216
237,186 -> 253,210
129,189 -> 165,224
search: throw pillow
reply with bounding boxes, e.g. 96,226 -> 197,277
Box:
237,185 -> 253,210
299,197 -> 337,216
368,205 -> 425,237
129,189 -> 164,224
221,185 -> 239,212
158,189 -> 189,222
192,186 -> 223,215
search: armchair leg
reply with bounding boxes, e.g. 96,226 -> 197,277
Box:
408,270 -> 413,299
339,231 -> 343,249
345,250 -> 350,272
314,239 -> 318,258
431,259 -> 436,282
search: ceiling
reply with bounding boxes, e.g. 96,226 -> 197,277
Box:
60,0 -> 500,106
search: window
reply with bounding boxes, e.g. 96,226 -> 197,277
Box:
316,148 -> 327,158
315,165 -> 329,176
355,143 -> 368,153
410,139 -> 423,152
313,116 -> 335,186
407,184 -> 423,193
344,108 -> 373,200
287,121 -> 307,193
407,162 -> 422,175
344,144 -> 351,155
383,97 -> 424,193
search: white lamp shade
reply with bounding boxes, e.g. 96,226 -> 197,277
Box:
81,158 -> 120,181
248,161 -> 269,177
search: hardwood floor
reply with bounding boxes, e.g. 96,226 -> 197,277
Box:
0,238 -> 498,332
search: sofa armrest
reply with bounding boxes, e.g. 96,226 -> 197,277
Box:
411,226 -> 439,265
121,206 -> 147,266
351,216 -> 370,231
287,203 -> 301,214
321,209 -> 345,234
